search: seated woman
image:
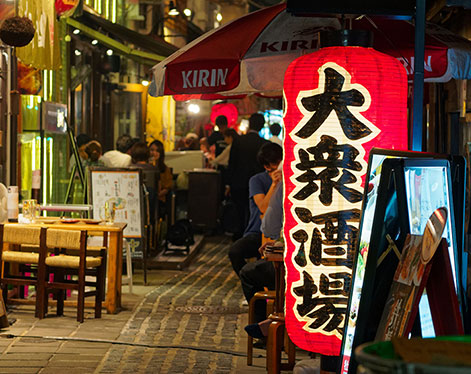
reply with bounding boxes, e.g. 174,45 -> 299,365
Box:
149,140 -> 173,218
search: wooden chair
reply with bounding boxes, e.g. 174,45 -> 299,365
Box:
247,289 -> 276,366
0,224 -> 48,317
37,228 -> 106,323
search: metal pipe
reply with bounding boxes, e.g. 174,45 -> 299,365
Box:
412,0 -> 426,151
4,48 -> 11,186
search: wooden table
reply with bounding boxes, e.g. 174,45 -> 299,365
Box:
264,249 -> 295,374
6,220 -> 126,314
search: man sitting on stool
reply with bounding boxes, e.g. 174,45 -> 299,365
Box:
228,142 -> 282,277
240,181 -> 283,341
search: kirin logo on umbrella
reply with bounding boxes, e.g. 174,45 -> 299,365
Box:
259,26 -> 334,54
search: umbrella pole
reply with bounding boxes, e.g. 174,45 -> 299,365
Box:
411,0 -> 426,151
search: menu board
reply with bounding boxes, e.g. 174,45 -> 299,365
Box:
340,152 -> 464,374
89,168 -> 143,243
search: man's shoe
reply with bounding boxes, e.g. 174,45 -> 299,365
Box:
253,337 -> 267,349
245,323 -> 264,339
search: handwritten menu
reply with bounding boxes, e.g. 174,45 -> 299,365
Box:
89,169 -> 142,238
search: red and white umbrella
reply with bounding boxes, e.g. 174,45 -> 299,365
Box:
150,3 -> 471,98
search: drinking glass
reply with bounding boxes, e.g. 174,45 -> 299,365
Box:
100,201 -> 116,224
23,199 -> 40,222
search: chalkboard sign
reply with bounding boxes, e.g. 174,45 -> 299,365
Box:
88,167 -> 145,259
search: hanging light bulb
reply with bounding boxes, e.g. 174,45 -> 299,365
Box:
183,8 -> 192,17
168,1 -> 179,16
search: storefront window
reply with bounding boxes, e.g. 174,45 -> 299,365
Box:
111,83 -> 146,143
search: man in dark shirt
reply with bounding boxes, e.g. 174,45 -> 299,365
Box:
228,113 -> 268,239
208,115 -> 228,157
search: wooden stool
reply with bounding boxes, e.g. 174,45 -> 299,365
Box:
267,313 -> 296,374
247,289 -> 275,366
264,249 -> 296,374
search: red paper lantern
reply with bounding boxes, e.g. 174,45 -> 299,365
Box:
55,0 -> 79,17
282,46 -> 408,356
210,103 -> 238,127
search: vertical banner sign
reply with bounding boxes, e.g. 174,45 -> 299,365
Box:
283,46 -> 408,355
17,0 -> 61,70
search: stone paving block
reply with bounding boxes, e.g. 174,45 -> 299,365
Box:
46,360 -> 98,368
26,328 -> 76,337
34,319 -> 79,328
48,354 -> 102,362
8,346 -> 59,353
0,360 -> 48,367
58,341 -> 112,348
40,368 -> 95,374
55,347 -> 110,355
0,367 -> 39,373
0,353 -> 52,361
0,340 -> 12,347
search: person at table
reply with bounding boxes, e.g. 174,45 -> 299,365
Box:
208,115 -> 229,157
149,140 -> 173,204
210,128 -> 238,169
211,128 -> 239,197
268,122 -> 283,146
83,140 -> 104,168
131,142 -> 159,222
240,181 -> 282,340
227,113 -> 268,240
101,134 -> 133,168
228,142 -> 282,277
69,133 -> 91,173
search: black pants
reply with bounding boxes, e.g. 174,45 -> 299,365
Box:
228,233 -> 261,276
240,259 -> 276,323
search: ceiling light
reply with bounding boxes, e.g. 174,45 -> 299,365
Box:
188,103 -> 200,114
74,50 -> 81,56
141,80 -> 149,86
216,13 -> 222,22
183,8 -> 192,17
168,1 -> 179,16
72,29 -> 80,35
91,39 -> 98,45
106,49 -> 113,56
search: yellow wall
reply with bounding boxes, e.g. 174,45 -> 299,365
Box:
146,95 -> 175,152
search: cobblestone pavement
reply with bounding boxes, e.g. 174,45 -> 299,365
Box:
96,235 -> 254,374
0,236 -> 304,373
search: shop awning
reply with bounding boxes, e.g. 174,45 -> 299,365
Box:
66,11 -> 178,66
